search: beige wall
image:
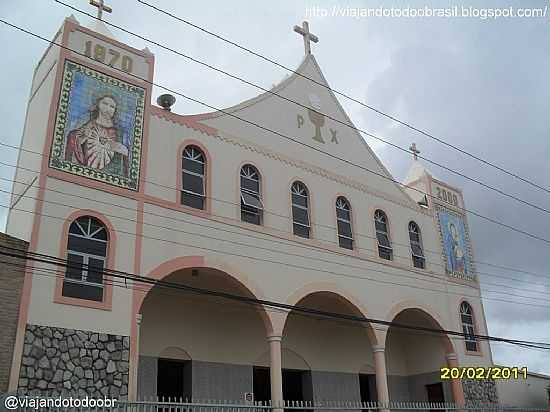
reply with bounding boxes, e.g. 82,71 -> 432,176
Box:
497,372 -> 550,408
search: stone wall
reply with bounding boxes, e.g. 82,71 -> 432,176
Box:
0,232 -> 28,392
463,379 -> 499,405
18,324 -> 129,399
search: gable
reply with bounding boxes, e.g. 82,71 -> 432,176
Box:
195,54 -> 417,206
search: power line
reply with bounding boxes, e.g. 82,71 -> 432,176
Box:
52,0 -> 550,218
2,197 -> 550,310
2,146 -> 550,286
0,19 -> 550,248
1,245 -> 548,350
2,165 -> 550,296
1,21 -> 549,247
0,256 -> 543,355
135,0 -> 550,197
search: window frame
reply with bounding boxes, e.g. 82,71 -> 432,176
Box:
408,221 -> 426,269
460,301 -> 480,353
59,215 -> 111,305
336,196 -> 353,250
181,145 -> 206,210
291,181 -> 311,238
240,164 -> 263,225
374,210 -> 393,260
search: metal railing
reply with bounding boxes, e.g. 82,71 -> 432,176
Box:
7,397 -> 550,412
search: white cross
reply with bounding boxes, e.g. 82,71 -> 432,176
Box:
89,0 -> 112,20
409,143 -> 421,161
294,21 -> 318,55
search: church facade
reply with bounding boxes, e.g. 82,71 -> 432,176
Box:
5,13 -> 498,404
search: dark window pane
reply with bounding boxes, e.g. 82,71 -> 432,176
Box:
182,172 -> 204,195
375,220 -> 387,232
68,235 -> 107,257
292,193 -> 308,208
466,341 -> 478,352
292,207 -> 309,225
293,224 -> 310,239
376,233 -> 391,248
87,258 -> 104,284
65,253 -> 84,281
337,220 -> 352,238
68,221 -> 83,235
181,191 -> 205,210
413,256 -> 425,269
62,281 -> 103,302
241,176 -> 259,193
241,209 -> 261,225
182,157 -> 204,175
409,232 -> 420,243
336,208 -> 350,221
378,247 -> 392,260
339,236 -> 353,250
89,219 -> 106,239
241,192 -> 263,209
411,243 -> 424,257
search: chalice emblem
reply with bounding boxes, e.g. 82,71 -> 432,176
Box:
308,94 -> 325,143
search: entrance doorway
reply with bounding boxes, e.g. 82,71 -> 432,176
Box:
359,374 -> 376,402
426,382 -> 445,406
157,359 -> 192,401
253,367 -> 271,403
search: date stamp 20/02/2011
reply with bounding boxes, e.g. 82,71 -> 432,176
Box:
441,367 -> 528,380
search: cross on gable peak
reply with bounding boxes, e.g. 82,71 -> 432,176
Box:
293,20 -> 318,56
409,143 -> 421,161
89,0 -> 112,20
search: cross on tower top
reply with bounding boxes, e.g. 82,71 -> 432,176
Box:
409,143 -> 421,161
89,0 -> 112,20
294,21 -> 318,56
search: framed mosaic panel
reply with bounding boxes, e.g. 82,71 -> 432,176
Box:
49,60 -> 146,191
437,207 -> 472,278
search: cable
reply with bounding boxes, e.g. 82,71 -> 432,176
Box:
0,258 -> 543,358
0,257 -> 544,355
2,147 -> 550,287
2,198 -> 550,310
1,245 -> 549,350
2,166 -> 550,297
135,0 -> 550,197
50,0 -> 550,218
1,18 -> 549,247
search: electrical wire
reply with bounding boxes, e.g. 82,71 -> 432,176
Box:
1,245 -> 549,351
1,17 -> 549,247
135,0 -> 550,197
1,197 -> 550,310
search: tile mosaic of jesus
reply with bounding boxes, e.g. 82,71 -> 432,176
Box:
49,60 -> 145,190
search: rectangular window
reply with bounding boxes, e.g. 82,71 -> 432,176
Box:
181,191 -> 205,210
182,172 -> 204,195
339,236 -> 353,250
378,246 -> 392,260
293,223 -> 310,239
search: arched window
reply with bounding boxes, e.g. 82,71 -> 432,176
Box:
375,210 -> 392,260
181,145 -> 206,210
240,164 -> 263,225
336,196 -> 353,250
291,181 -> 310,238
460,302 -> 479,352
408,221 -> 425,269
62,216 -> 108,302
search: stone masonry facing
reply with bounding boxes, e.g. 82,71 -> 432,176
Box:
18,324 -> 129,399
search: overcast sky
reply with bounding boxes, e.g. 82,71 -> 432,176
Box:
0,0 -> 548,375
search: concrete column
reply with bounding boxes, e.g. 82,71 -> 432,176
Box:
268,335 -> 283,409
128,313 -> 142,401
373,345 -> 390,408
446,353 -> 465,406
